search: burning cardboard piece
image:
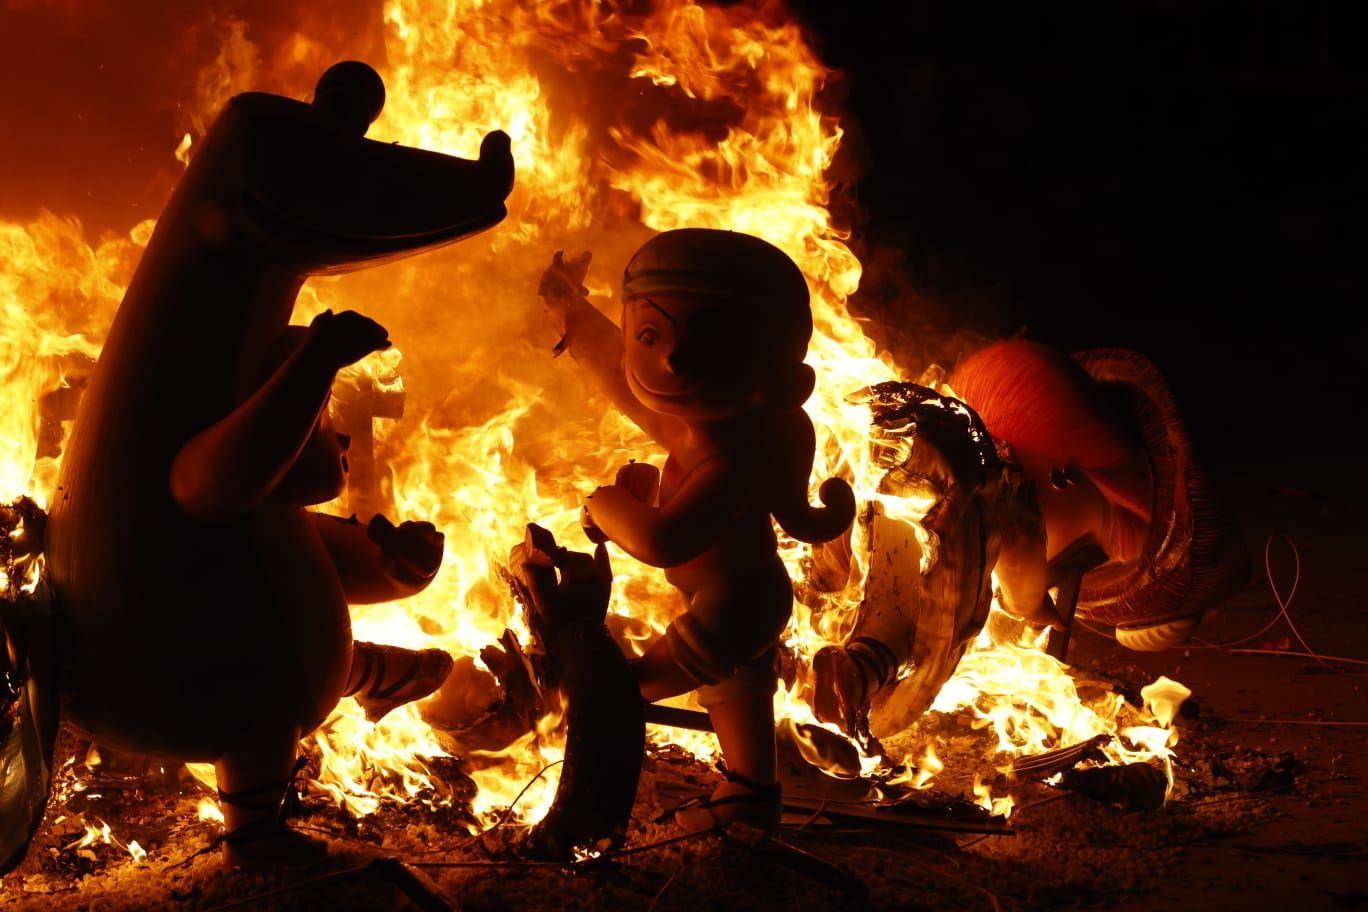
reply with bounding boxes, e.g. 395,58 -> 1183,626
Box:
423,632 -> 543,757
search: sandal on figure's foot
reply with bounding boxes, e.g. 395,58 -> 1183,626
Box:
668,768 -> 782,833
347,643 -> 455,724
217,770 -> 326,870
221,818 -> 327,871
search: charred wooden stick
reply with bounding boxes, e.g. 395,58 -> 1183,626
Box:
1043,536 -> 1108,662
368,857 -> 461,912
505,524 -> 645,861
722,825 -> 869,903
779,795 -> 1013,835
643,702 -> 713,732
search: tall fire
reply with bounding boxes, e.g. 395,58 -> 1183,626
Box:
1,0 -> 1188,875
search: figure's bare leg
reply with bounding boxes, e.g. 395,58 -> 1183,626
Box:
344,641 -> 454,723
215,725 -> 325,870
675,687 -> 781,832
633,637 -> 702,703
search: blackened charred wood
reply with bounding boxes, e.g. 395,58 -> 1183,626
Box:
723,825 -> 870,904
642,702 -> 712,731
779,793 -> 1013,835
1059,761 -> 1168,810
505,524 -> 644,861
1043,537 -> 1108,661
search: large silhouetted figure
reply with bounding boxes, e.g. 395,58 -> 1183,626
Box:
45,61 -> 514,869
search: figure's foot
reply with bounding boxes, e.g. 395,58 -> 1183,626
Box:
672,773 -> 781,834
222,819 -> 327,871
348,643 -> 455,724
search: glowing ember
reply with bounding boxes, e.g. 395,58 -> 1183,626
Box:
1,0 -> 1188,837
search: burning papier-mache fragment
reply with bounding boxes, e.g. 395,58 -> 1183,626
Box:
503,524 -> 644,862
811,382 -> 1005,742
812,337 -> 1249,748
41,60 -> 514,870
421,631 -> 544,759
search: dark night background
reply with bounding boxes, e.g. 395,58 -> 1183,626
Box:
1,0 -> 1363,479
789,0 -> 1367,479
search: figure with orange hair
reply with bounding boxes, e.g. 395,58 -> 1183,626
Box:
540,229 -> 855,830
812,336 -> 1249,739
950,338 -> 1248,650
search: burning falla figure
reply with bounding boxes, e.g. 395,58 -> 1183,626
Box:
541,229 -> 856,830
812,338 -> 1250,739
44,62 -> 514,868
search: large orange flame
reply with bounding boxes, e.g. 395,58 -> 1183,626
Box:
0,0 -> 1187,839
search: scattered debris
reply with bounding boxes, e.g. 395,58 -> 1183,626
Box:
1058,762 -> 1169,811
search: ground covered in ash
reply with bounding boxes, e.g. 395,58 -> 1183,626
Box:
1,470 -> 1364,912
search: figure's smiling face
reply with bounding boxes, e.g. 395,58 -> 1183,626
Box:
623,295 -> 758,419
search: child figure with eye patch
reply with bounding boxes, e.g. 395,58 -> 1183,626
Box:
540,229 -> 855,831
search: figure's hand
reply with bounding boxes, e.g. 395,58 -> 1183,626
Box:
539,250 -> 592,340
368,514 -> 444,586
580,497 -> 609,545
307,309 -> 391,371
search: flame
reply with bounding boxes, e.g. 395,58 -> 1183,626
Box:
0,0 -> 1189,835
929,605 -> 1187,814
58,815 -> 147,864
197,798 -> 225,825
972,773 -> 1015,818
911,745 -> 944,791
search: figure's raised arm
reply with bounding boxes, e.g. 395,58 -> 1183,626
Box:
169,311 -> 389,518
541,251 -> 683,447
